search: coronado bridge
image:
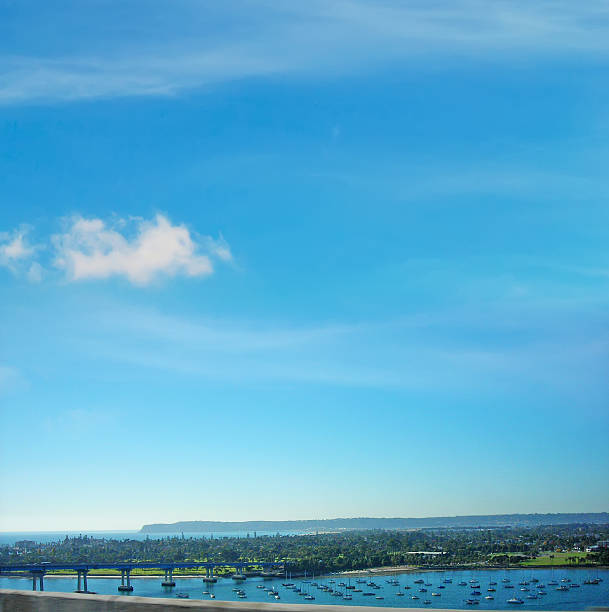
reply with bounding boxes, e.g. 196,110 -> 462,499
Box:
0,561 -> 285,593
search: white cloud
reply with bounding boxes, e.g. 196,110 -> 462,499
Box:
206,236 -> 233,263
0,228 -> 34,263
27,262 -> 43,283
52,214 -> 228,285
0,227 -> 40,280
1,1 -> 609,104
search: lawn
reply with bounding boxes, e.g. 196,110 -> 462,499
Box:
521,552 -> 589,566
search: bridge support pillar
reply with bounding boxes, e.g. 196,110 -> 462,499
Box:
203,566 -> 217,583
75,570 -> 89,593
118,569 -> 134,592
39,573 -> 44,592
32,575 -> 36,591
162,568 -> 175,587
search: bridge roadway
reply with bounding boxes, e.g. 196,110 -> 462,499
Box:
0,562 -> 284,593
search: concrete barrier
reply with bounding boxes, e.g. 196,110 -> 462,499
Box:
0,590 -> 599,612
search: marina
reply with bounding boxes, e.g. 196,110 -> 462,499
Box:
1,568 -> 606,610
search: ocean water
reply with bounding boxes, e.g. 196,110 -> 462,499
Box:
1,568 -> 607,609
0,530 -> 306,546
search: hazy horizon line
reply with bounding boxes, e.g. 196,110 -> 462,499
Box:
4,511 -> 608,535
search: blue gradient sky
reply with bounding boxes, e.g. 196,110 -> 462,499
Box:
1,1 -> 608,531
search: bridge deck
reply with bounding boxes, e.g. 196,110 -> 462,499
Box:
0,562 -> 283,573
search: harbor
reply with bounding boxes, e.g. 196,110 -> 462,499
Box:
1,568 -> 607,610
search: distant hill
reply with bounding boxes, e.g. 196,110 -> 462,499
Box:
140,513 -> 609,533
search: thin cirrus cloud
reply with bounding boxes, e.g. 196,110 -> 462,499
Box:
0,214 -> 230,286
68,301 -> 609,399
1,1 -> 609,104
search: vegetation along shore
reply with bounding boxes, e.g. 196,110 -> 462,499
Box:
3,522 -> 608,576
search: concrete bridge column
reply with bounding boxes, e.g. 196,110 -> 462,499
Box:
75,570 -> 89,593
162,568 -> 175,587
118,569 -> 134,592
203,565 -> 217,583
30,572 -> 45,591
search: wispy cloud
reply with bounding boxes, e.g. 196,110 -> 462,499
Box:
0,227 -> 34,261
72,298 -> 609,396
43,408 -> 114,438
0,226 -> 40,281
26,262 -> 43,283
0,50 -> 282,104
100,309 -> 358,353
2,1 -> 609,104
52,214 -> 229,286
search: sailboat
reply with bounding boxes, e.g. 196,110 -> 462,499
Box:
304,586 -> 315,602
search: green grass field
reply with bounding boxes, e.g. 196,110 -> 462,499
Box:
521,552 -> 589,566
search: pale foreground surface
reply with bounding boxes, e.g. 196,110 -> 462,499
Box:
1,590 -> 601,612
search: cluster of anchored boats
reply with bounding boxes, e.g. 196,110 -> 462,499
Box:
255,584 -> 281,599
459,575 -> 603,606
175,572 -> 603,604
281,577 -> 387,601
279,573 -> 605,607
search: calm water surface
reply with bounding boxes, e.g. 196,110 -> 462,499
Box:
1,569 -> 607,609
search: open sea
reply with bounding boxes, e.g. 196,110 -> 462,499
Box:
1,568 -> 607,609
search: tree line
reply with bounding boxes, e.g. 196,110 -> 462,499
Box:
2,523 -> 607,573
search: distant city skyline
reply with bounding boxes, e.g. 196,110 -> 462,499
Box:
1,1 -> 609,532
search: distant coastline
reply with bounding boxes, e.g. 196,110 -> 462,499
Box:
140,512 -> 609,533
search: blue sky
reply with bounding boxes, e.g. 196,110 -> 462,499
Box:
1,1 -> 608,531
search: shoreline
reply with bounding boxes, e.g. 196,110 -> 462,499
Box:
338,565 -> 609,577
24,565 -> 607,579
